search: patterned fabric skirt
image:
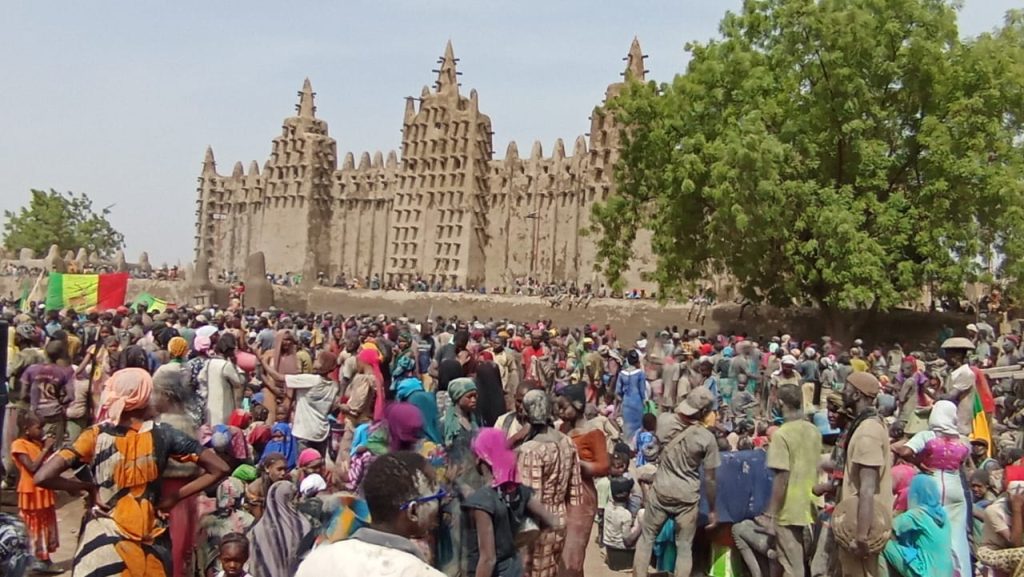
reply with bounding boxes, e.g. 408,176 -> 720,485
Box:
20,507 -> 58,561
978,546 -> 1024,577
73,516 -> 171,577
523,526 -> 566,577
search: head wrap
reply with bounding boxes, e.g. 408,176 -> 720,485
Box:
357,347 -> 386,421
386,402 -> 425,451
250,482 -> 312,577
228,409 -> 252,430
99,368 -> 154,423
523,389 -> 551,426
216,477 -> 246,511
472,427 -> 518,486
448,377 -> 477,403
231,463 -> 259,482
194,335 -> 212,354
261,423 -> 298,469
908,473 -> 946,526
167,336 -> 188,359
298,448 -> 322,468
391,354 -> 417,380
299,473 -> 327,497
247,425 -> 271,447
395,377 -> 424,401
928,400 -> 959,436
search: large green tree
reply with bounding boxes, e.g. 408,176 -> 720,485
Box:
592,0 -> 1024,332
3,189 -> 125,259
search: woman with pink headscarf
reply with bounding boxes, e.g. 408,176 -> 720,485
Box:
467,428 -> 557,577
335,347 -> 383,479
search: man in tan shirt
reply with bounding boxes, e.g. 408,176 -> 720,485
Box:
838,372 -> 893,577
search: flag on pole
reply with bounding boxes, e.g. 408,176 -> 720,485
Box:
45,272 -> 129,311
16,278 -> 31,309
971,391 -> 994,458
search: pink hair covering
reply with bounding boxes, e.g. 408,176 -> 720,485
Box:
891,462 -> 916,513
386,402 -> 424,452
194,335 -> 212,353
99,368 -> 154,423
358,347 -> 386,421
298,448 -> 322,468
472,427 -> 518,487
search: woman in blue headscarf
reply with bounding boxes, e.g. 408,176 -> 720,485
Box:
261,422 -> 298,469
883,473 -> 952,577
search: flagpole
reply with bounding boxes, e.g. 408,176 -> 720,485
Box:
25,269 -> 46,308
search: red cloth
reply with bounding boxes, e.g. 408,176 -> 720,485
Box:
971,366 -> 996,414
163,478 -> 198,577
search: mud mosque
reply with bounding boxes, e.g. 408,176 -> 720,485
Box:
194,39 -> 655,290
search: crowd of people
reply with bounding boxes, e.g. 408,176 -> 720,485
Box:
1,300 -> 1023,577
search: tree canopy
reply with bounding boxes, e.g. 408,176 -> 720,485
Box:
3,189 -> 125,260
592,1 -> 1024,325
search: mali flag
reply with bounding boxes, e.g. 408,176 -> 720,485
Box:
45,272 -> 129,311
971,391 -> 994,458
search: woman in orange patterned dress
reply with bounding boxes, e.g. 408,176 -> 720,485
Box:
557,384 -> 609,577
516,390 -> 580,577
34,368 -> 230,577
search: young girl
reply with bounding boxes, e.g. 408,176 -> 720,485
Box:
215,532 -> 253,577
10,411 -> 61,574
244,452 -> 289,520
466,427 -> 556,577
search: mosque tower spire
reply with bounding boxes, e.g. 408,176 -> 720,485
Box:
624,37 -> 647,81
297,77 -> 316,118
435,40 -> 460,94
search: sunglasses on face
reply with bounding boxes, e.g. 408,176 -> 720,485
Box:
399,487 -> 448,511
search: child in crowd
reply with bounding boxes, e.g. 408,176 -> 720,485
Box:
634,413 -> 657,467
10,412 -> 61,574
245,452 -> 289,520
216,533 -> 253,577
596,451 -> 630,539
602,476 -> 640,550
730,379 -> 757,423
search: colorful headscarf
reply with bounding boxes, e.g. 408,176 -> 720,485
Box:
261,423 -> 298,469
391,354 -> 417,382
215,476 -> 246,512
444,378 -> 479,445
472,427 -> 518,486
232,464 -> 259,482
297,448 -> 322,468
395,377 -> 442,444
448,377 -> 477,403
99,368 -> 154,423
167,336 -> 188,359
358,347 -> 386,422
386,402 -> 425,452
908,473 -> 946,526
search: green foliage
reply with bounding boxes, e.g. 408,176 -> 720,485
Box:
3,189 -> 125,259
592,0 -> 1024,316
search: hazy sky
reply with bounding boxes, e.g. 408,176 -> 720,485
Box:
1,1 -> 1016,266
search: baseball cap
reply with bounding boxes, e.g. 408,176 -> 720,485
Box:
847,372 -> 881,398
676,386 -> 715,416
